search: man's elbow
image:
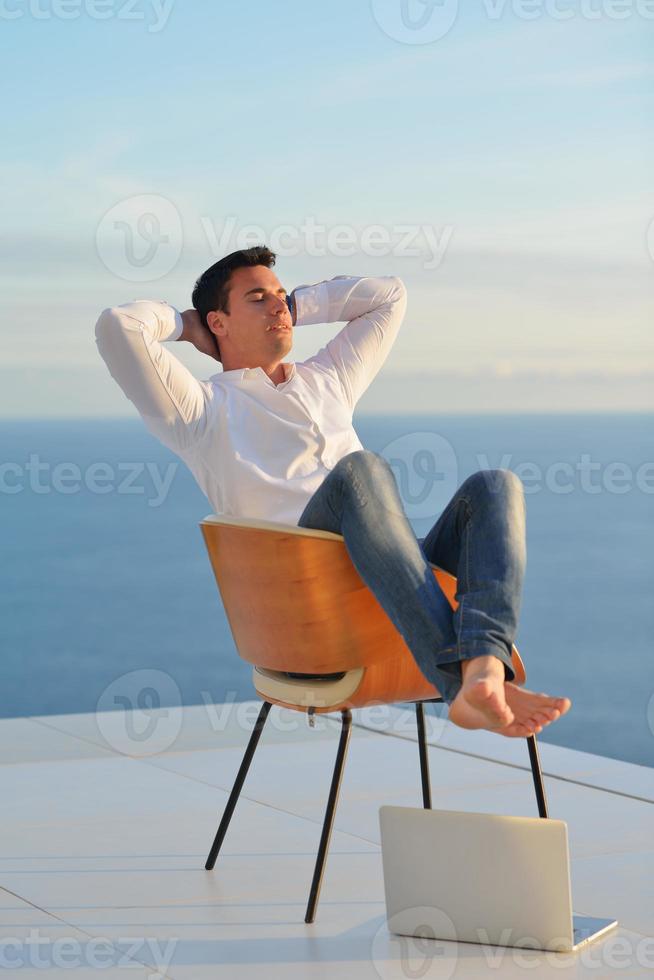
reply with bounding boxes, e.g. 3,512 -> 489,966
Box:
95,306 -> 141,347
94,307 -> 139,363
95,306 -> 121,341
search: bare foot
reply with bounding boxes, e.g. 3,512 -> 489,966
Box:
448,655 -> 571,738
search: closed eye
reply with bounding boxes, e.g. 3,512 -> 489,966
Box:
246,289 -> 287,302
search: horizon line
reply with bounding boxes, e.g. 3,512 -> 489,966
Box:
1,409 -> 652,422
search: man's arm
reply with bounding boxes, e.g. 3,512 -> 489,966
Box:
95,301 -> 218,452
291,276 -> 407,411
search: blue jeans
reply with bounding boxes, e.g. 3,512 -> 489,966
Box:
296,450 -> 526,704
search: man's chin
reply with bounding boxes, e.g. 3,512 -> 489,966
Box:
269,333 -> 293,352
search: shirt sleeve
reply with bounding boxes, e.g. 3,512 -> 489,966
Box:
292,276 -> 407,411
95,301 -> 212,453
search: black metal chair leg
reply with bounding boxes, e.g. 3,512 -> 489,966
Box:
305,708 -> 352,924
205,699 -> 273,870
415,701 -> 432,809
526,734 -> 549,818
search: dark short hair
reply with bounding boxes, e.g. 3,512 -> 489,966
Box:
191,246 -> 277,338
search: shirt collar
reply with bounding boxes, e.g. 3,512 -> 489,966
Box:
213,361 -> 296,387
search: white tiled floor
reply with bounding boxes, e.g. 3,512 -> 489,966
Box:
1,702 -> 652,978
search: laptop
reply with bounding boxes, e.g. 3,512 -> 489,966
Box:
379,806 -> 617,953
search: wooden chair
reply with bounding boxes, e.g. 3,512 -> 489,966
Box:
200,514 -> 549,923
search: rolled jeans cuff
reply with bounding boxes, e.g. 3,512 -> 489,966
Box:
432,643 -> 516,705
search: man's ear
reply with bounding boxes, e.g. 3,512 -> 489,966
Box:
206,309 -> 225,339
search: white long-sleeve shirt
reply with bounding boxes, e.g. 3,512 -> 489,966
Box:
95,275 -> 407,525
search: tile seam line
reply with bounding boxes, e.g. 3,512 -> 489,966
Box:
24,711 -> 654,805
22,713 -> 374,759
12,720 -> 384,850
138,758 -> 384,850
338,718 -> 654,805
0,885 -> 172,978
24,714 -> 131,757
13,720 -> 383,848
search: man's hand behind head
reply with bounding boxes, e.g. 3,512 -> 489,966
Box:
179,309 -> 222,362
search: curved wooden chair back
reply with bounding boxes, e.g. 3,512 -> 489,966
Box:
200,514 -> 526,712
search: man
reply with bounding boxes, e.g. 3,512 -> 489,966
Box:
96,245 -> 570,737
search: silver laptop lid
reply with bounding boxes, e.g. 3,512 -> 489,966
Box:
379,806 -> 574,951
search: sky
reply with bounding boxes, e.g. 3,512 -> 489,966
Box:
1,0 -> 652,415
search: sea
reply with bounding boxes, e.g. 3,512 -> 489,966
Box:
1,414 -> 652,769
